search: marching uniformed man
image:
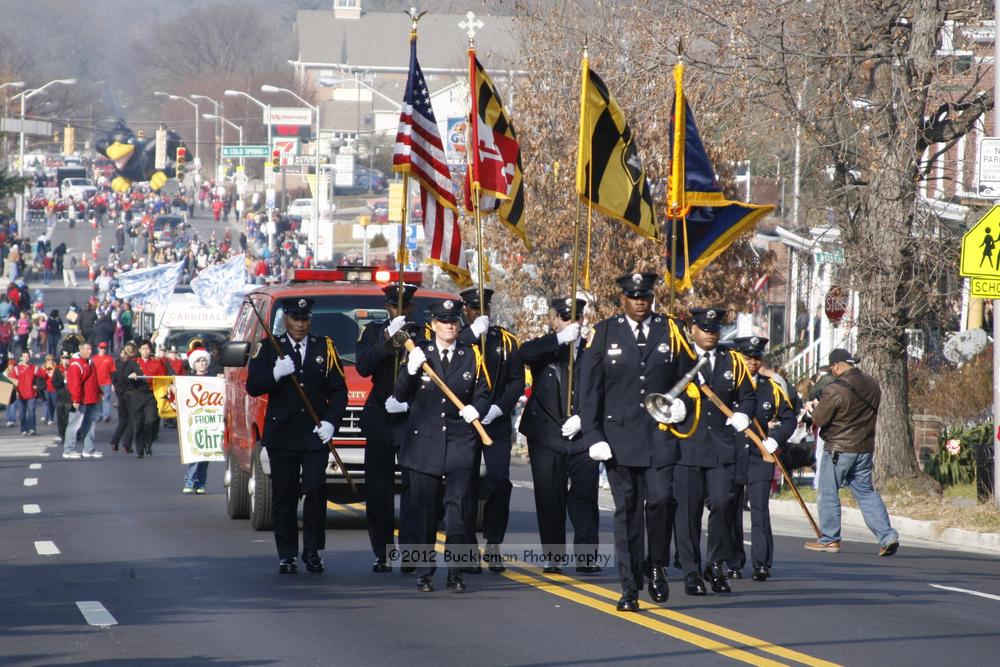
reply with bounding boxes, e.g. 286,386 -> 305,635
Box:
578,272 -> 692,612
246,297 -> 349,574
457,286 -> 525,572
726,336 -> 796,581
356,283 -> 422,572
519,296 -> 600,574
674,308 -> 756,595
394,299 -> 491,593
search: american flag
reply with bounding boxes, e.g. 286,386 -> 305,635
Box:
393,39 -> 470,286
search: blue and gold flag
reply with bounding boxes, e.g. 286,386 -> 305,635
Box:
667,64 -> 773,291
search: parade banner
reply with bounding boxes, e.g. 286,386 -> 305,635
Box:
174,376 -> 226,464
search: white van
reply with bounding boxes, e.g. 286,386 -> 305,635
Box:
152,293 -> 238,359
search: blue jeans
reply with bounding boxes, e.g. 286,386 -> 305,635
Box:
19,398 -> 36,433
817,450 -> 899,547
63,403 -> 99,454
44,390 -> 57,422
184,462 -> 209,489
99,384 -> 113,421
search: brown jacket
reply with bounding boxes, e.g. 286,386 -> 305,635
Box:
811,366 -> 880,453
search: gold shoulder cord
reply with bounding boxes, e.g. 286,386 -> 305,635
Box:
472,344 -> 489,386
668,383 -> 701,439
770,378 -> 792,419
729,350 -> 750,387
326,337 -> 345,378
669,318 -> 696,360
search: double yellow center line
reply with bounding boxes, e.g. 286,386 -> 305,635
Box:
327,503 -> 838,666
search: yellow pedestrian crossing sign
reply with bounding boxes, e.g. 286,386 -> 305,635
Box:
960,205 -> 1000,278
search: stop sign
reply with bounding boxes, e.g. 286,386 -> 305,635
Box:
825,286 -> 848,323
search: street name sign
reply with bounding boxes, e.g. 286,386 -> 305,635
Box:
221,145 -> 270,159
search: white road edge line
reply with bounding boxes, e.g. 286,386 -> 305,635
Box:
76,601 -> 118,627
930,584 -> 1000,602
29,463 -> 42,470
35,541 -> 60,555
24,478 -> 38,486
23,504 -> 40,514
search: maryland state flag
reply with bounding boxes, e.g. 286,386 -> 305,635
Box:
576,59 -> 658,241
667,63 -> 774,291
464,55 -> 529,249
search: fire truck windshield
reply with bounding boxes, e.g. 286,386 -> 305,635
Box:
270,294 -> 445,364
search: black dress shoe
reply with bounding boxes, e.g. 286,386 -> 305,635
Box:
704,562 -> 731,593
616,592 -> 640,612
302,551 -> 324,573
752,563 -> 770,581
278,558 -> 297,574
684,572 -> 707,596
417,576 -> 433,592
726,567 -> 743,580
446,572 -> 466,593
575,565 -> 602,574
372,559 -> 390,573
542,564 -> 562,574
484,543 -> 506,573
647,566 -> 669,604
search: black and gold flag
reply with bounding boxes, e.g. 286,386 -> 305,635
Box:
575,63 -> 658,241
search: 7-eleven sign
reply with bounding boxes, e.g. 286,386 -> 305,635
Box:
271,138 -> 300,166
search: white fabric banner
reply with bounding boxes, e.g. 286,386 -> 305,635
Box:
175,376 -> 226,464
189,254 -> 250,316
115,261 -> 184,307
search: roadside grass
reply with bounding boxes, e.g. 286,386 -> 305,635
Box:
774,478 -> 1000,534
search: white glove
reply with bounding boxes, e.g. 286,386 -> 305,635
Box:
459,405 -> 480,424
406,347 -> 427,375
272,355 -> 295,381
727,412 -> 750,433
385,396 -> 409,414
561,414 -> 582,438
470,315 -> 490,337
667,398 -> 687,424
313,421 -> 335,442
762,437 -> 779,454
556,322 -> 581,345
481,404 -> 503,425
588,441 -> 613,461
386,316 -> 406,337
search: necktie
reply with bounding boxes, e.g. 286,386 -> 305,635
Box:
295,342 -> 303,367
441,349 -> 450,371
704,352 -> 714,377
635,322 -> 646,348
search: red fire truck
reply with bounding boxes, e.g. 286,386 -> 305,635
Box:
219,267 -> 468,530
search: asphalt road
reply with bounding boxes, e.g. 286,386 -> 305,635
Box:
5,212 -> 1000,666
3,409 -> 1000,666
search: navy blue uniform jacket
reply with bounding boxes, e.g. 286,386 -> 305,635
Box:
356,319 -> 423,447
518,333 -> 587,455
578,314 -> 693,468
735,376 -> 797,483
459,324 -> 525,442
246,333 -> 349,451
393,339 -> 491,475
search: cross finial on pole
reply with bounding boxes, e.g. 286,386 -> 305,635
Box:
459,11 -> 484,45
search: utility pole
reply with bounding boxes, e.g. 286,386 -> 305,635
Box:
992,0 -> 1000,506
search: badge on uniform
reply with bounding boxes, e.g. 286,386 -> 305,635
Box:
657,342 -> 669,353
462,371 -> 472,381
315,355 -> 323,365
723,370 -> 733,380
607,349 -> 622,356
763,401 -> 772,410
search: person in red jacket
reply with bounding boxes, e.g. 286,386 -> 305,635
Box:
124,339 -> 169,458
92,342 -> 116,422
62,342 -> 103,459
13,352 -> 44,435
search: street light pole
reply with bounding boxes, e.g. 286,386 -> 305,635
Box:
203,113 -> 244,171
14,78 -> 76,177
261,84 -> 322,260
224,89 -> 272,150
191,95 -> 222,177
154,91 -> 199,171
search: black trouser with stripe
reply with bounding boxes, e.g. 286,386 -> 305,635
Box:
364,440 -> 396,562
528,443 -> 599,566
267,446 -> 328,560
607,462 -> 672,594
405,467 -> 473,578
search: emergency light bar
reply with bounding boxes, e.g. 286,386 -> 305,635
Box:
287,268 -> 423,285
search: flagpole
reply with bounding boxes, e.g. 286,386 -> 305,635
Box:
464,17 -> 488,353
394,10 -> 423,381
669,56 -> 687,310
567,46 -> 589,416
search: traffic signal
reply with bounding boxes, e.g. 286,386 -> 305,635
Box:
175,146 -> 187,177
63,126 -> 75,155
272,149 -> 281,173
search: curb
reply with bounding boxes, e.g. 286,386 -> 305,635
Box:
769,498 -> 1000,554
